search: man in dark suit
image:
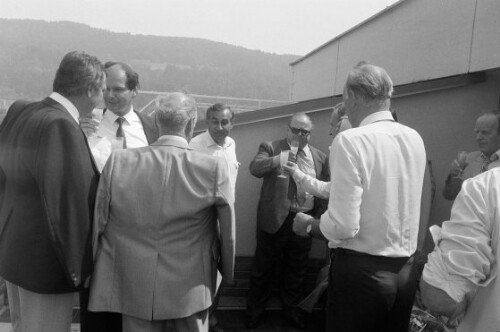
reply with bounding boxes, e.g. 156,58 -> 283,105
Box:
0,51 -> 104,332
245,113 -> 329,330
80,61 -> 159,172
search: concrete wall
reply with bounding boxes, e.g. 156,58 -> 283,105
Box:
231,69 -> 500,257
291,41 -> 338,101
291,0 -> 500,102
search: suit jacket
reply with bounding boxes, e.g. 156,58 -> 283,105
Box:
135,110 -> 159,144
88,135 -> 235,320
250,139 -> 329,234
0,97 -> 99,293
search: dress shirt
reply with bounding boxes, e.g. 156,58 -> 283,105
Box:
189,130 -> 239,195
443,150 -> 500,200
89,106 -> 149,171
290,145 -> 316,212
320,110 -> 426,257
422,168 -> 500,332
49,92 -> 79,123
292,169 -> 330,200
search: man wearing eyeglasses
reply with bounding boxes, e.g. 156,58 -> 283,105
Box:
245,113 -> 329,330
80,61 -> 159,172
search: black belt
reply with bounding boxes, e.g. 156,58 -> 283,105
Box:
330,248 -> 372,258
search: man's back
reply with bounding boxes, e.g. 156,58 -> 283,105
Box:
325,116 -> 426,256
89,135 -> 235,320
0,98 -> 98,293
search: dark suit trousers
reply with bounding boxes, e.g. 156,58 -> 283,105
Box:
80,288 -> 122,332
246,212 -> 312,317
326,249 -> 417,332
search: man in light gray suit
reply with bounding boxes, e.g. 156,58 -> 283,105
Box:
88,92 -> 235,332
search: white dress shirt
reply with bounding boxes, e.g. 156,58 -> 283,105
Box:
422,168 -> 500,332
89,106 -> 149,172
49,92 -> 79,123
290,145 -> 316,212
189,130 -> 239,195
320,110 -> 426,257
292,169 -> 330,200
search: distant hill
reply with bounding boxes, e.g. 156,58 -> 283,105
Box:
0,19 -> 299,110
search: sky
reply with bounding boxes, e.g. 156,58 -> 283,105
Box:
2,0 -> 400,56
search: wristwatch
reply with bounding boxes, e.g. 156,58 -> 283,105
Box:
306,223 -> 313,237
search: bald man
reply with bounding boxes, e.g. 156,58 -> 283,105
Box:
88,93 -> 235,332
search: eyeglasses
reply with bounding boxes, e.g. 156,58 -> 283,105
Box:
289,126 -> 311,136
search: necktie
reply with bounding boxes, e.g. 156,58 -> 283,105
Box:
481,153 -> 498,172
295,149 -> 308,205
115,117 -> 127,149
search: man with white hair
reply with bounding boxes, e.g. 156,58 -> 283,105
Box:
294,62 -> 426,331
88,92 -> 235,332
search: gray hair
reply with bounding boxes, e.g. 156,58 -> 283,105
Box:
345,62 -> 393,102
155,92 -> 197,132
53,51 -> 105,97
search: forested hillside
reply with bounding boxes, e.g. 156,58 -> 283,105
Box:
0,19 -> 298,105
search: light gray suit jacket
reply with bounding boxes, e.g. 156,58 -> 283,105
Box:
88,135 -> 235,320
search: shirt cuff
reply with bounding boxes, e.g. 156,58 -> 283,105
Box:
292,169 -> 306,183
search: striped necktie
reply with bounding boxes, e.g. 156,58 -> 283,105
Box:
115,117 -> 127,149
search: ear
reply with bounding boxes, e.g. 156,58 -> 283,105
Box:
132,89 -> 138,98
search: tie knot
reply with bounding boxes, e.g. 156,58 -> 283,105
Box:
116,117 -> 126,125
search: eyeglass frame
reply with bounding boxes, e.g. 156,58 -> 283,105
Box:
289,126 -> 311,136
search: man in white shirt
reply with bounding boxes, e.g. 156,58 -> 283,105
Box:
190,103 -> 239,194
294,62 -> 426,331
420,168 -> 500,332
189,103 -> 238,332
79,62 -> 158,331
81,62 -> 159,172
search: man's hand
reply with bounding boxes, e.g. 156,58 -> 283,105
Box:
79,117 -> 100,137
283,161 -> 298,176
293,212 -> 312,237
449,159 -> 466,178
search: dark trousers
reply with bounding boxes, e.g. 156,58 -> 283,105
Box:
326,249 -> 417,332
246,212 -> 312,317
79,288 -> 122,332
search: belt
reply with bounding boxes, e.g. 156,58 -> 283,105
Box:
330,248 -> 372,258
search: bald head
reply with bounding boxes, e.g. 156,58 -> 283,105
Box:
343,62 -> 393,127
155,92 -> 198,139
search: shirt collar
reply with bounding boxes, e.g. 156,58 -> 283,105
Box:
359,110 -> 394,127
154,134 -> 189,147
205,130 -> 232,148
49,92 -> 79,123
105,105 -> 136,124
482,149 -> 500,162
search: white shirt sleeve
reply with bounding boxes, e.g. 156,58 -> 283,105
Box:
292,169 -> 330,200
422,176 -> 497,302
319,134 -> 363,242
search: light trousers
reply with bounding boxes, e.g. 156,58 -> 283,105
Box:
6,281 -> 74,332
122,309 -> 209,332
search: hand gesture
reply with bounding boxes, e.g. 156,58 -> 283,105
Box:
449,151 -> 468,178
293,212 -> 312,237
79,117 -> 100,137
283,161 -> 298,176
